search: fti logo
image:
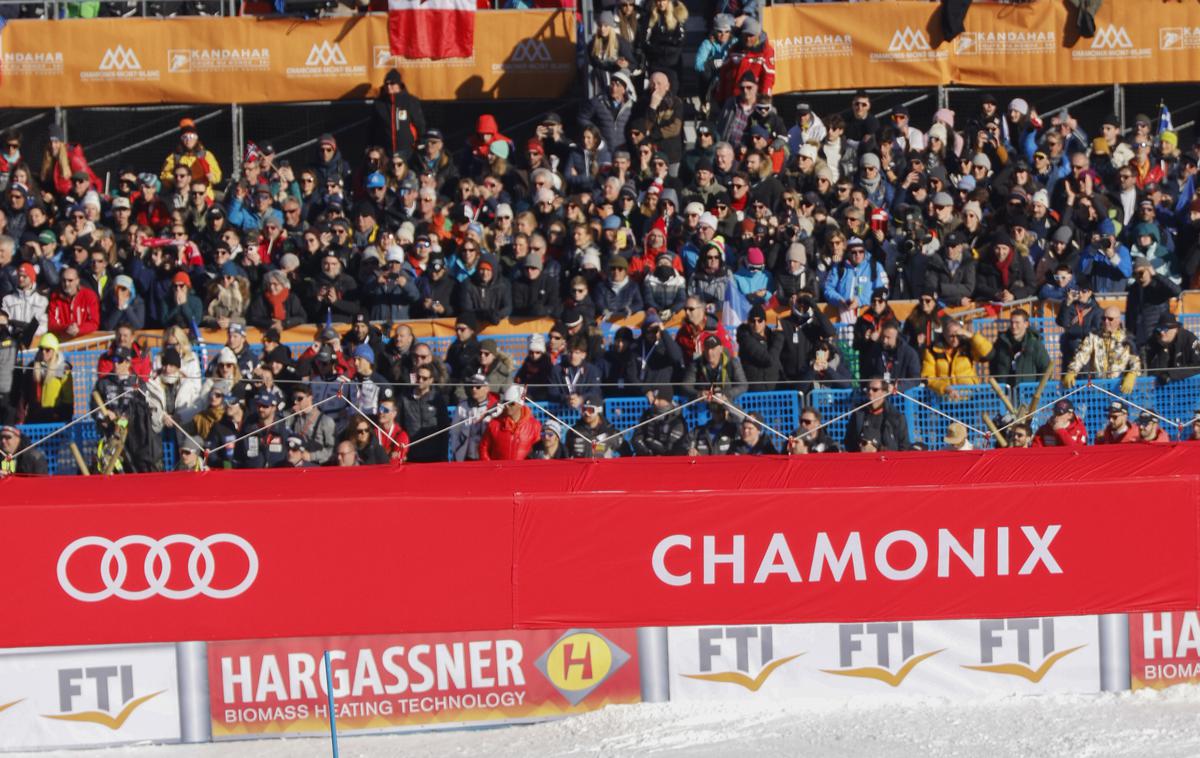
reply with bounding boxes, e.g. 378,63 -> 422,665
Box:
962,618 -> 1083,683
682,626 -> 803,691
81,46 -> 159,81
43,666 -> 163,730
534,629 -> 630,705
822,623 -> 941,687
0,698 -> 22,716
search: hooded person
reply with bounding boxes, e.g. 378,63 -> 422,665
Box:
370,68 -> 426,162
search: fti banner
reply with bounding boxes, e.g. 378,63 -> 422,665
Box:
0,11 -> 575,107
1129,611 -> 1200,691
765,0 -> 1200,93
0,644 -> 180,751
207,628 -> 641,738
667,618 -> 1100,701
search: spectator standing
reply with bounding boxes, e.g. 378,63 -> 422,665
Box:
479,386 -> 541,461
46,266 -> 99,339
844,378 -> 910,453
1063,306 -> 1141,394
922,316 -> 994,398
988,309 -> 1051,386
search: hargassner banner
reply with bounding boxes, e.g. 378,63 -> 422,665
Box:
0,644 -> 180,751
207,629 -> 641,739
666,618 -> 1101,700
1129,611 -> 1200,691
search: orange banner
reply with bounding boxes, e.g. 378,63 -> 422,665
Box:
0,11 -> 575,107
766,0 -> 1200,93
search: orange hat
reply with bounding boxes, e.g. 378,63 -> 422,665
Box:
172,271 -> 191,288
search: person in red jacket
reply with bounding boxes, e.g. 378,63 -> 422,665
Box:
715,18 -> 776,105
1135,412 -> 1171,444
479,386 -> 542,461
1095,401 -> 1139,444
40,124 -> 101,198
47,267 -> 100,340
1032,398 -> 1088,448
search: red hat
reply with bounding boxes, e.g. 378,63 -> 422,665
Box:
172,271 -> 191,288
747,247 -> 765,266
526,138 -> 545,155
652,216 -> 668,236
18,263 -> 36,282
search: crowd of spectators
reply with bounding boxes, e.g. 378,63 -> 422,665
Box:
3,1 -> 1200,474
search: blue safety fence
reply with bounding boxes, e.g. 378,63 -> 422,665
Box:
1015,377 -> 1196,441
14,421 -> 177,475
899,384 -> 1011,450
967,317 -> 1063,378
602,391 -> 803,442
808,383 -> 1009,451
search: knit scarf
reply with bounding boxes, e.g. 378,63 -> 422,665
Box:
266,288 -> 290,320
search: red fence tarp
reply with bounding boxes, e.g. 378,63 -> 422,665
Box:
3,445 -> 1199,648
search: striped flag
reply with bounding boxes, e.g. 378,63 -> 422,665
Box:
1159,102 -> 1174,134
388,0 -> 475,60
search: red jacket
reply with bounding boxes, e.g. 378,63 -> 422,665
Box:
47,288 -> 101,339
1095,424 -> 1139,444
1136,426 -> 1171,444
50,143 -> 101,197
375,422 -> 409,462
716,39 -> 777,103
1032,415 -> 1088,448
479,406 -> 541,461
676,318 -> 732,359
96,342 -> 153,381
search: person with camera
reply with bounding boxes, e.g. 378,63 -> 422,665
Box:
923,230 -> 975,308
1079,216 -> 1132,293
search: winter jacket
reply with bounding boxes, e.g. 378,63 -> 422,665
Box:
626,333 -> 685,396
824,257 -> 887,309
579,95 -> 635,154
479,405 -> 541,461
366,269 -> 421,322
1057,297 -> 1104,365
370,82 -> 426,160
1126,274 -> 1181,349
99,291 -> 145,331
1079,241 -> 1132,293
398,387 -> 451,463
641,270 -> 688,316
631,405 -> 691,456
923,254 -> 977,305
974,253 -> 1037,302
736,324 -> 783,390
1032,415 -> 1088,448
1143,326 -> 1200,384
450,394 -> 500,462
47,288 -> 100,339
988,328 -> 1051,385
456,277 -> 512,325
566,418 -> 631,459
1,286 -> 48,340
778,305 -> 837,381
549,360 -> 604,406
859,339 -> 923,391
844,401 -> 911,452
1095,423 -> 1140,445
640,2 -> 688,74
921,331 -> 994,395
18,356 -> 73,423
593,279 -> 644,318
693,420 -> 739,456
245,290 -> 307,330
512,274 -> 562,319
1066,329 -> 1141,380
683,351 -> 748,400
284,407 -> 337,465
716,37 -> 776,102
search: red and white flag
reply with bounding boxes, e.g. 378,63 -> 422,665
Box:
388,0 -> 475,60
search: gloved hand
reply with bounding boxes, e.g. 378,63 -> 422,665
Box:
1061,372 -> 1076,389
1120,372 -> 1137,395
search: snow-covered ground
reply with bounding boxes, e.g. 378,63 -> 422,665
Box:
12,686 -> 1200,758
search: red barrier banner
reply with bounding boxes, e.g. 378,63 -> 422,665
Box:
512,478 -> 1200,627
1129,611 -> 1200,690
2,447 -> 1200,648
208,628 -> 641,738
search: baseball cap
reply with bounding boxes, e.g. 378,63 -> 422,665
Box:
366,172 -> 387,189
1053,398 -> 1074,415
1108,401 -> 1128,415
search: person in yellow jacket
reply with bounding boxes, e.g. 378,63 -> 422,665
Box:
160,119 -> 222,200
921,316 -> 994,399
1062,305 -> 1141,394
20,332 -> 74,423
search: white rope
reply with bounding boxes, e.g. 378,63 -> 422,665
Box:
523,396 -> 595,448
207,393 -> 343,457
711,394 -> 792,442
594,394 -> 709,447
1085,382 -> 1179,429
4,386 -> 140,462
895,389 -> 990,439
801,394 -> 880,443
399,397 -> 516,454
992,384 -> 1088,438
339,393 -> 406,451
135,388 -> 208,457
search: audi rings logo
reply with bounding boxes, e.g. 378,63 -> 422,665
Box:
57,534 -> 259,602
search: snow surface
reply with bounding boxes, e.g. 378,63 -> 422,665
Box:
12,686 -> 1200,758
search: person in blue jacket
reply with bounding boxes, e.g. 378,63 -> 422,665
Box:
823,236 -> 887,311
1079,216 -> 1131,293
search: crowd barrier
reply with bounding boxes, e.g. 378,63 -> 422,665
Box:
3,449 -> 1200,750
0,11 -> 577,107
765,0 -> 1200,92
